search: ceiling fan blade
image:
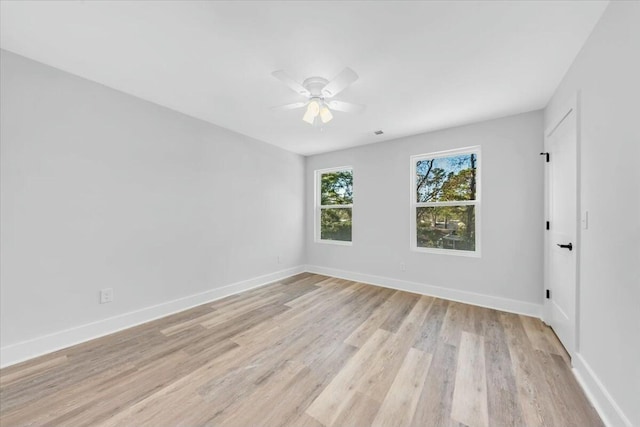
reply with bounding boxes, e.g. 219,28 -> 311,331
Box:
271,70 -> 310,96
271,101 -> 308,112
327,100 -> 366,114
321,67 -> 359,98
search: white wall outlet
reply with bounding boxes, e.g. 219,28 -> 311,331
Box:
100,288 -> 114,304
277,255 -> 282,264
400,262 -> 406,272
582,210 -> 589,230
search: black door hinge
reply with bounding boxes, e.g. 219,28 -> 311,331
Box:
546,221 -> 550,230
540,152 -> 550,162
546,289 -> 551,299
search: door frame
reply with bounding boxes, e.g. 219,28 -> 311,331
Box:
542,92 -> 581,359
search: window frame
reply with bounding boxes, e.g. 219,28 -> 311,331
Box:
410,146 -> 481,257
315,166 -> 354,246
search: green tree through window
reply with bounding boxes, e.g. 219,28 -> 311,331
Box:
413,149 -> 479,254
317,168 -> 353,242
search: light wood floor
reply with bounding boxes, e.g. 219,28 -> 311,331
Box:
0,273 -> 602,427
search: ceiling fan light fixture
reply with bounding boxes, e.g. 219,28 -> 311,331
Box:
302,100 -> 320,124
319,106 -> 333,123
302,109 -> 316,124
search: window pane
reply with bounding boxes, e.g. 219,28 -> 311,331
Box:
321,170 -> 353,205
321,208 -> 352,242
416,206 -> 475,251
416,153 -> 477,203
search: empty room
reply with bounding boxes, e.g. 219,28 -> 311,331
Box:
0,1 -> 638,426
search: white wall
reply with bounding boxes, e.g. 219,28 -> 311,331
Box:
544,2 -> 640,426
306,111 -> 544,314
0,50 -> 305,361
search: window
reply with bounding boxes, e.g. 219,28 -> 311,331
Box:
316,167 -> 353,244
411,147 -> 480,256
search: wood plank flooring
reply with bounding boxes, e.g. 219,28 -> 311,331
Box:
0,273 -> 603,427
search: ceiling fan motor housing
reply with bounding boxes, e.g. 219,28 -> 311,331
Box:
302,76 -> 330,97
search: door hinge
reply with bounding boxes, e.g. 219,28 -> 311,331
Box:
546,289 -> 551,299
540,152 -> 550,162
546,221 -> 550,230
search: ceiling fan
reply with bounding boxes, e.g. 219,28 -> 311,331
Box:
271,67 -> 365,125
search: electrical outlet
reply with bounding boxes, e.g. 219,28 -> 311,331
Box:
100,288 -> 114,304
277,255 -> 282,264
400,262 -> 406,272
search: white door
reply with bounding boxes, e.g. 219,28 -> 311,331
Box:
545,105 -> 578,357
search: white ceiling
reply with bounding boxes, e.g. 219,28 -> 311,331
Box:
0,1 -> 608,155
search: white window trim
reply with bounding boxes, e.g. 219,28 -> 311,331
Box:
315,166 -> 354,246
410,146 -> 481,257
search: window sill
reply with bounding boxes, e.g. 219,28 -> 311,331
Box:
316,239 -> 353,246
411,246 -> 481,258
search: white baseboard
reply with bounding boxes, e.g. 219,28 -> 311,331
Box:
0,265 -> 306,369
572,353 -> 633,427
305,264 -> 542,318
